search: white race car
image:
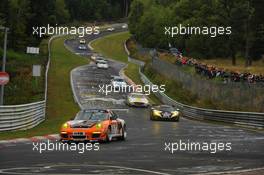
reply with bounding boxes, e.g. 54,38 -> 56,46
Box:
122,24 -> 128,29
111,76 -> 127,90
126,93 -> 149,107
97,60 -> 109,69
95,57 -> 107,64
107,27 -> 115,31
79,39 -> 86,44
78,44 -> 87,50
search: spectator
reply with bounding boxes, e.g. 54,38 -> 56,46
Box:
169,52 -> 263,84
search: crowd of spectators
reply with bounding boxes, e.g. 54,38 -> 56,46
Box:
169,50 -> 264,84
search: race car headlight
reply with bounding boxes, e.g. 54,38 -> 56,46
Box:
96,123 -> 102,129
153,110 -> 162,116
172,111 -> 180,117
62,122 -> 69,129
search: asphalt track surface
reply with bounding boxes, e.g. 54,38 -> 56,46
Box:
0,24 -> 263,175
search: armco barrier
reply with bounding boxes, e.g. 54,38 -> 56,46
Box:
124,40 -> 264,129
128,56 -> 145,66
139,67 -> 264,129
0,101 -> 46,131
151,57 -> 264,112
0,35 -> 61,131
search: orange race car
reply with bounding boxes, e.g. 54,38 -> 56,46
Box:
60,109 -> 127,142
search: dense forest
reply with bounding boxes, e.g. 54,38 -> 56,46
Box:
128,0 -> 264,66
1,0 -> 263,66
0,0 -> 131,50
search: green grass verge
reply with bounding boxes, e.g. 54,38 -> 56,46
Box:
143,65 -> 249,111
126,38 -> 151,63
90,31 -> 129,63
1,39 -> 48,105
127,37 -> 261,111
91,32 -> 161,104
0,36 -> 88,140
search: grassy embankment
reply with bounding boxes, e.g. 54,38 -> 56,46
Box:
0,36 -> 88,140
158,52 -> 264,75
128,38 -> 264,76
127,38 -> 264,111
90,31 -> 160,104
199,58 -> 264,75
143,65 -> 220,109
126,39 -> 204,107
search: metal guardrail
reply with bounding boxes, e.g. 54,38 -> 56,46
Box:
124,40 -> 145,66
0,101 -> 46,131
139,68 -> 264,129
0,35 -> 61,131
124,39 -> 264,129
128,56 -> 145,66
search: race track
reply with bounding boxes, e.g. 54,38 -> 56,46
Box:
0,24 -> 263,175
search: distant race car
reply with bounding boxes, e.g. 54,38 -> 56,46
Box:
78,44 -> 87,50
79,39 -> 86,44
97,60 -> 109,69
60,109 -> 127,142
126,93 -> 149,107
95,58 -> 107,64
122,24 -> 128,29
111,76 -> 127,89
107,27 -> 115,31
150,105 -> 180,121
91,53 -> 103,61
94,56 -> 107,64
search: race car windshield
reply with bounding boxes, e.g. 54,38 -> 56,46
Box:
157,106 -> 174,111
130,94 -> 145,98
115,78 -> 124,82
75,111 -> 109,121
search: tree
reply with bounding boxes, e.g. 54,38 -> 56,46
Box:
55,0 -> 70,24
29,0 -> 56,26
0,0 -> 8,26
244,0 -> 254,67
128,0 -> 264,64
128,0 -> 145,37
7,0 -> 32,50
250,0 -> 264,60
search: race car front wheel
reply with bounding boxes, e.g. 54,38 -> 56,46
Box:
120,125 -> 127,141
150,113 -> 155,120
106,127 -> 112,142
